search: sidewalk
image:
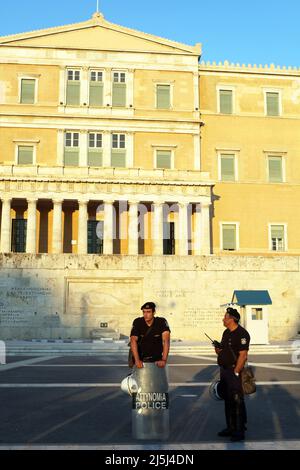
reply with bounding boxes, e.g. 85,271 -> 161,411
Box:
2,338 -> 298,356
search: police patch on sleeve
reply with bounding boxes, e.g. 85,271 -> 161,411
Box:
241,338 -> 247,345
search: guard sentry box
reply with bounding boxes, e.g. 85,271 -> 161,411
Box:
132,362 -> 169,440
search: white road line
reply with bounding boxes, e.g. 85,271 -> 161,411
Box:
0,356 -> 61,371
23,362 -> 300,368
0,381 -> 299,388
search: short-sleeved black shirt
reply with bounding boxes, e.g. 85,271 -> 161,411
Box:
130,317 -> 171,362
217,325 -> 250,368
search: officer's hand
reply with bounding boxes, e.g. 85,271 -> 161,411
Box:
155,360 -> 167,368
215,347 -> 222,355
135,360 -> 144,369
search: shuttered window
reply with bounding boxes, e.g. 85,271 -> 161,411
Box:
11,219 -> 27,253
220,154 -> 235,181
268,156 -> 283,182
266,92 -> 279,116
112,72 -> 126,107
66,70 -> 80,106
88,220 -> 103,254
88,133 -> 103,166
89,71 -> 103,107
271,225 -> 285,251
219,89 -> 233,114
111,134 -> 126,167
157,84 -> 171,109
163,222 -> 175,255
64,132 -> 79,166
222,224 -> 236,250
18,146 -> 34,165
156,150 -> 172,169
20,79 -> 35,104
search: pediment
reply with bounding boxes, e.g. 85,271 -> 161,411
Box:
0,14 -> 201,55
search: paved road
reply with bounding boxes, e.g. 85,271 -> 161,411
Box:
0,352 -> 299,448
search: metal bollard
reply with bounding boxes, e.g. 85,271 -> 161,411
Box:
132,362 -> 169,440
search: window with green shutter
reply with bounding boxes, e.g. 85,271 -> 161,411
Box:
89,71 -> 103,107
220,154 -> 235,181
157,84 -> 171,109
266,92 -> 279,116
66,70 -> 80,106
20,79 -> 36,104
271,225 -> 285,251
18,146 -> 34,165
112,72 -> 126,107
222,224 -> 236,250
111,134 -> 126,167
268,156 -> 283,182
156,150 -> 172,169
219,89 -> 233,114
88,133 -> 103,166
64,132 -> 79,166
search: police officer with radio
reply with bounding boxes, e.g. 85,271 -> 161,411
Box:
215,307 -> 250,442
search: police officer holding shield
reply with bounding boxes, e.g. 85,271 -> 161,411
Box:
130,302 -> 170,367
215,307 -> 250,442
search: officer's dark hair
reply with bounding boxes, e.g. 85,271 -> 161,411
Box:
226,307 -> 240,323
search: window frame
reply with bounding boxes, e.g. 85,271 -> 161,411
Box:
153,147 -> 175,170
218,152 -> 238,182
15,142 -> 37,165
264,88 -> 282,117
268,223 -> 288,252
112,70 -> 127,108
155,83 -> 173,110
267,154 -> 285,183
220,222 -> 240,251
66,68 -> 81,106
217,85 -> 235,114
19,76 -> 38,105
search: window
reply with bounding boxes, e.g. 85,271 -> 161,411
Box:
66,70 -> 80,106
163,222 -> 175,255
251,308 -> 263,321
220,154 -> 236,181
64,132 -> 79,166
156,84 -> 171,109
88,133 -> 103,167
222,224 -> 237,251
266,92 -> 280,116
270,225 -> 285,251
219,89 -> 233,114
156,150 -> 172,169
268,156 -> 283,182
88,220 -> 103,254
18,146 -> 34,165
112,72 -> 126,107
11,219 -> 27,253
20,79 -> 36,104
111,134 -> 126,167
89,70 -> 103,107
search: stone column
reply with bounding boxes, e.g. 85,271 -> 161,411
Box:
78,200 -> 88,255
193,203 -> 202,255
103,200 -> 114,255
152,201 -> 164,255
52,199 -> 63,254
178,202 -> 189,256
0,198 -> 12,253
26,198 -> 37,254
200,201 -> 211,255
128,200 -> 139,255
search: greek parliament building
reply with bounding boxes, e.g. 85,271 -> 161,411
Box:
0,12 -> 300,344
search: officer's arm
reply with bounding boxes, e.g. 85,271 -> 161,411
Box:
156,331 -> 170,368
234,350 -> 248,374
130,335 -> 143,368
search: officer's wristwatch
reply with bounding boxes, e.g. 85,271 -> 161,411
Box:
234,371 -> 239,377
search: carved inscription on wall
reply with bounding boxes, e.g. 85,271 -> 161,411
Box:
183,308 -> 223,328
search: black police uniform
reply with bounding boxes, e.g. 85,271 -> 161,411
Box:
218,324 -> 250,439
130,317 -> 170,362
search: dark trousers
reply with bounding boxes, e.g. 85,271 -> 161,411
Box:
219,367 -> 247,436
